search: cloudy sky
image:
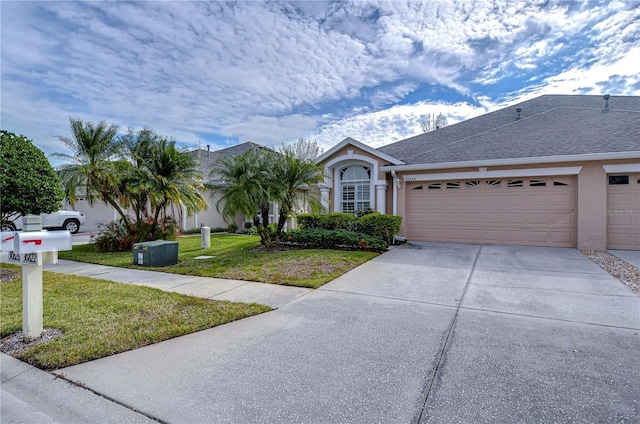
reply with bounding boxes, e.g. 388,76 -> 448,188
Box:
2,1 -> 639,163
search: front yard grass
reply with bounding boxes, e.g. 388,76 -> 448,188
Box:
0,264 -> 270,370
59,234 -> 378,289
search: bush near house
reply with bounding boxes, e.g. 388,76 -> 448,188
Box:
94,218 -> 179,252
283,229 -> 387,251
355,213 -> 402,245
297,212 -> 402,244
293,212 -> 402,250
297,213 -> 356,230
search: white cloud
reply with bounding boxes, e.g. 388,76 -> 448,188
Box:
220,115 -> 319,146
1,0 -> 638,161
311,100 -> 489,151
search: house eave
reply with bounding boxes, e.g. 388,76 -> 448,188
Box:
381,151 -> 640,173
316,138 -> 405,166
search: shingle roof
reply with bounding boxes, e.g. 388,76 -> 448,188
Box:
377,95 -> 640,166
189,142 -> 268,182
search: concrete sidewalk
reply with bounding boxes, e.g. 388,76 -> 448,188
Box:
609,249 -> 640,269
42,259 -> 311,309
1,353 -> 152,424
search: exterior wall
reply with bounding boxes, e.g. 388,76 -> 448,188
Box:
576,163 -> 607,250
67,199 -> 119,230
184,189 -> 244,230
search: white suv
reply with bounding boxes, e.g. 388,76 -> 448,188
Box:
1,211 -> 86,233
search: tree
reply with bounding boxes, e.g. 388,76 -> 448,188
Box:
282,138 -> 321,162
0,130 -> 63,228
143,138 -> 208,224
420,113 -> 449,133
272,145 -> 325,241
209,147 -> 280,248
118,127 -> 162,224
52,118 -> 133,226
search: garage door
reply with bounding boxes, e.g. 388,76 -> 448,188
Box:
407,177 -> 576,247
607,174 -> 640,250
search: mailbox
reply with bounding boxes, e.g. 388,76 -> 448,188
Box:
1,231 -> 16,251
133,240 -> 178,267
13,231 -> 72,254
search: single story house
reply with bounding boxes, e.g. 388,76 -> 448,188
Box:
316,94 -> 639,251
70,142 -> 283,231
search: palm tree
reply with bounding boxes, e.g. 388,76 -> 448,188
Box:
53,117 -> 133,226
209,147 -> 280,248
118,127 -> 160,224
144,138 -> 208,225
272,151 -> 325,241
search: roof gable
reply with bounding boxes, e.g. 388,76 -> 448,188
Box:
316,137 -> 404,166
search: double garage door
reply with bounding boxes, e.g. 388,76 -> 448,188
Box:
407,176 -> 576,247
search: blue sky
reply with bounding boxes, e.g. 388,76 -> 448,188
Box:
1,1 -> 639,164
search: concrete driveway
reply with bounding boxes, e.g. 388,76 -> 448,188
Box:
50,243 -> 640,422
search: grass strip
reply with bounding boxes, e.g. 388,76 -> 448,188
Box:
0,264 -> 270,370
59,234 -> 378,288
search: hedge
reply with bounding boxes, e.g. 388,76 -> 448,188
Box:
282,229 -> 387,251
355,213 -> 402,244
297,213 -> 356,230
297,212 -> 402,244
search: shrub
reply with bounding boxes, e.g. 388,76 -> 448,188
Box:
227,222 -> 238,233
243,221 -> 253,229
283,229 -> 387,251
356,213 -> 402,244
297,212 -> 402,245
182,227 -> 202,235
354,207 -> 376,218
93,218 -> 179,252
297,213 -> 356,230
240,226 -> 258,235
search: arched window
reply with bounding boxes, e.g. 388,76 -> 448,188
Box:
340,165 -> 371,213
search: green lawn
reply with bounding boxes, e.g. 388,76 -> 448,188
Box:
0,264 -> 270,370
59,234 -> 378,289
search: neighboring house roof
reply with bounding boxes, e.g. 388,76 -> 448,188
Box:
190,141 -> 268,182
377,95 -> 640,168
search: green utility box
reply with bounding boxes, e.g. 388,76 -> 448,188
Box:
132,240 -> 178,267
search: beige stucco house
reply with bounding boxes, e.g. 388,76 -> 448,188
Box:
316,94 -> 640,251
71,142 -> 281,231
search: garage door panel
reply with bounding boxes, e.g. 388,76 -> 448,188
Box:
550,231 -> 574,244
607,173 -> 639,250
426,212 -> 442,222
407,177 -> 576,247
408,211 -> 425,221
445,213 -> 462,223
504,213 -> 524,224
528,213 -> 550,225
482,212 -> 503,223
550,213 -> 574,225
503,230 -> 525,243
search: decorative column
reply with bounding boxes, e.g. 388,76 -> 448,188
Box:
320,185 -> 331,213
375,183 -> 388,214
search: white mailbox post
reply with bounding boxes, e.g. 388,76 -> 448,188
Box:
0,215 -> 71,339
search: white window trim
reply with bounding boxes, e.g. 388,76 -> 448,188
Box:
402,166 -> 583,182
602,164 -> 640,173
324,153 -> 387,213
336,163 -> 373,213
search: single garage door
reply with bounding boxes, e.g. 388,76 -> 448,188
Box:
407,176 -> 577,247
607,174 -> 640,250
